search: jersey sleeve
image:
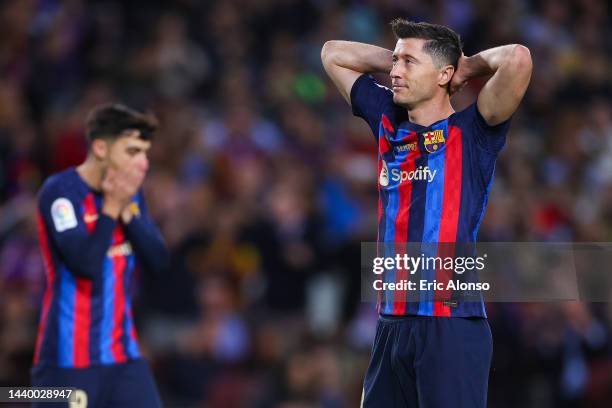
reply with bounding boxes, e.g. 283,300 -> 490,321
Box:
122,190 -> 170,276
463,103 -> 512,155
350,74 -> 393,140
38,178 -> 116,279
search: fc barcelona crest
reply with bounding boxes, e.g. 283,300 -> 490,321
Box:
423,130 -> 445,153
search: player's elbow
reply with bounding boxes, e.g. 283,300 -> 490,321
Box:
510,44 -> 533,75
321,41 -> 340,67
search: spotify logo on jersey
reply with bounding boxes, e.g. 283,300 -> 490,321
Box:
379,160 -> 437,186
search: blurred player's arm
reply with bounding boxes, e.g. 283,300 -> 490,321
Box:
451,44 -> 532,126
321,41 -> 392,104
121,192 -> 170,276
39,188 -> 118,279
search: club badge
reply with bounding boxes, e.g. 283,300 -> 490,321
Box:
423,130 -> 445,153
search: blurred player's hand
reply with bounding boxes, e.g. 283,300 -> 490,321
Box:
102,166 -> 145,219
450,53 -> 469,95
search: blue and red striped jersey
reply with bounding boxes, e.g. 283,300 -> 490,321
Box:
34,167 -> 169,368
352,74 -> 511,318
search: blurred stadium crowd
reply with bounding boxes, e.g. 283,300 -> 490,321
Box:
0,0 -> 611,407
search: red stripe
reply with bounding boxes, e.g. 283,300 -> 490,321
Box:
34,212 -> 56,365
434,126 -> 463,317
379,137 -> 391,155
377,157 -> 383,240
379,116 -> 392,155
128,309 -> 139,342
393,134 -> 420,314
381,114 -> 395,133
73,279 -> 92,367
111,226 -> 127,362
376,116 -> 393,311
71,193 -> 97,367
83,193 -> 97,233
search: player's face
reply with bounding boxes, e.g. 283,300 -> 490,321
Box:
105,131 -> 151,174
390,38 -> 443,109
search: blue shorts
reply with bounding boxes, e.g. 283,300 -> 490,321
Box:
30,359 -> 162,408
362,315 -> 493,408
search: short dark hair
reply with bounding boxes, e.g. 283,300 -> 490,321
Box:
85,103 -> 158,142
390,19 -> 462,69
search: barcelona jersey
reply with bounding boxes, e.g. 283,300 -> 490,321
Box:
34,167 -> 168,368
351,74 -> 511,318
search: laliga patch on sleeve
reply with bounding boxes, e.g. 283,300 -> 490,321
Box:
51,197 -> 78,232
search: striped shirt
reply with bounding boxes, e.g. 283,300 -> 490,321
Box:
34,167 -> 168,368
352,74 -> 511,317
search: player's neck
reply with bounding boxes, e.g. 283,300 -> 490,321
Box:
76,158 -> 104,191
407,96 -> 454,127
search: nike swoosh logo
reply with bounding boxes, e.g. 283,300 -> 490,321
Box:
84,214 -> 98,223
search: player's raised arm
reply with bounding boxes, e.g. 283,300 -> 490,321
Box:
321,40 -> 393,104
451,44 -> 532,126
39,185 -> 118,280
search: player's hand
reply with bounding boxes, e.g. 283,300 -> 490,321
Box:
102,166 -> 145,219
450,53 -> 469,95
120,205 -> 134,224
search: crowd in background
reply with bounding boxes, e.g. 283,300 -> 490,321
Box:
0,0 -> 611,406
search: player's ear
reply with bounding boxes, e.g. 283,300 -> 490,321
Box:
438,65 -> 455,87
90,138 -> 109,161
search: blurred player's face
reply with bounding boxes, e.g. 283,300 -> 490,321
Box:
390,38 -> 452,109
104,130 -> 151,174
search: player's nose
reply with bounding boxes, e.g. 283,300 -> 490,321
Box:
390,63 -> 402,79
135,155 -> 149,172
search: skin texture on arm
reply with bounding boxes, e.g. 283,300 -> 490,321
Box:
451,44 -> 533,126
321,40 -> 393,104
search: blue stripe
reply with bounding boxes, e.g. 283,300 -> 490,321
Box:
125,304 -> 140,359
404,154 -> 427,315
376,140 -> 388,313
377,182 -> 388,272
100,257 -> 115,364
124,255 -> 140,358
57,266 -> 75,367
377,147 -> 391,311
418,123 -> 448,316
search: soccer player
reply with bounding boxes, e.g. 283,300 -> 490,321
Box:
322,20 -> 531,407
31,104 -> 169,407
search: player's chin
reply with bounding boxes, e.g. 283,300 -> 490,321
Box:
392,93 -> 411,107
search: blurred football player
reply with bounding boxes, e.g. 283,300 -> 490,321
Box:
32,104 -> 169,408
